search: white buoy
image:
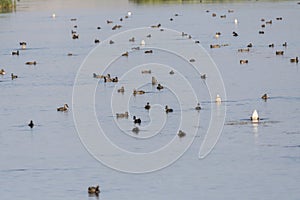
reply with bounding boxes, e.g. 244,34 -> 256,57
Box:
140,40 -> 145,46
251,109 -> 259,122
215,94 -> 222,103
128,11 -> 132,16
52,13 -> 56,19
234,18 -> 238,24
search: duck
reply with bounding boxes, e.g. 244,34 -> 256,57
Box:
169,70 -> 174,75
93,73 -> 103,79
215,94 -> 222,103
133,116 -> 141,124
129,37 -> 135,42
132,46 -> 140,50
133,89 -> 145,95
266,20 -> 272,24
195,103 -> 201,110
112,25 -> 122,30
157,83 -> 164,90
25,61 -> 37,65
250,109 -> 259,122
240,60 -> 248,64
19,42 -> 26,49
122,52 -> 129,57
140,40 -> 146,46
111,77 -> 118,82
106,20 -> 113,24
247,43 -> 253,48
259,31 -> 264,34
72,33 -> 79,39
290,57 -> 298,63
132,127 -> 140,134
201,74 -> 207,79
116,111 -> 128,118
28,120 -> 34,128
261,93 -> 269,100
144,102 -> 151,110
212,13 -> 217,17
268,43 -> 274,48
141,69 -> 151,74
152,76 -> 158,85
165,105 -> 173,113
11,73 -> 18,80
189,58 -> 195,62
282,42 -> 287,47
144,50 -> 153,54
238,48 -> 250,52
12,50 -> 19,55
232,32 -> 238,37
146,34 -> 151,38
276,51 -> 284,55
276,17 -> 283,20
261,24 -> 266,28
0,69 -> 5,75
94,39 -> 100,44
109,40 -> 114,44
234,18 -> 238,24
88,185 -> 100,195
150,23 -> 161,28
177,130 -> 186,138
57,104 -> 69,112
220,15 -> 226,18
210,44 -> 221,49
195,40 -> 200,44
117,86 -> 125,93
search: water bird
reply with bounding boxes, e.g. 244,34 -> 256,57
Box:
129,37 -> 135,42
190,58 -> 196,62
157,83 -> 164,90
72,33 -> 79,39
28,120 -> 34,128
150,23 -> 161,28
276,51 -> 284,55
144,50 -> 153,54
120,18 -> 123,21
70,18 -> 77,21
11,73 -> 18,80
109,40 -> 114,44
88,185 -> 100,195
133,89 -> 145,95
132,127 -> 139,134
106,20 -> 113,24
122,52 -> 129,57
112,25 -> 122,30
250,110 -> 259,122
141,69 -> 151,74
238,48 -> 250,52
57,104 -> 69,112
52,13 -> 56,18
144,102 -> 151,110
165,105 -> 173,113
276,17 -> 283,20
282,42 -> 287,47
152,76 -> 158,85
128,11 -> 132,16
169,70 -> 174,75
133,116 -> 141,124
132,46 -> 140,50
195,40 -> 200,44
232,32 -> 238,37
228,9 -> 234,13
117,86 -> 125,93
140,40 -> 145,46
178,130 -> 186,138
170,18 -> 173,21
259,31 -> 264,34
212,13 -> 216,17
94,39 -> 100,44
220,15 -> 226,18
247,43 -> 253,48
215,94 -> 222,103
234,19 -> 238,24
0,69 -> 6,75
261,93 -> 269,100
97,26 -> 101,30
290,57 -> 298,63
93,73 -> 104,79
210,44 -> 220,49
116,112 -> 128,118
261,24 -> 265,28
19,42 -> 26,49
12,50 -> 19,55
240,60 -> 248,64
266,20 -> 272,24
146,34 -> 151,38
25,61 -> 37,65
195,103 -> 201,110
268,43 -> 274,48
201,74 -> 207,79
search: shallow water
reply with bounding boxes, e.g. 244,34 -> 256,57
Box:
0,0 -> 300,199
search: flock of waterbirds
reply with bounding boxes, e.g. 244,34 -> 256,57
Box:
1,2 -> 299,196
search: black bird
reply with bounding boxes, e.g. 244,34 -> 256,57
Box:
133,116 -> 141,124
144,102 -> 151,110
28,120 -> 34,128
232,31 -> 238,37
165,105 -> 173,113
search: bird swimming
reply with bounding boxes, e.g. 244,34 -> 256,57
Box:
250,109 -> 259,122
28,120 -> 34,128
144,102 -> 151,110
57,104 -> 69,112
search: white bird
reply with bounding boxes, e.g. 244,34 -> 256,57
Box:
234,18 -> 238,24
215,94 -> 222,103
128,11 -> 132,16
251,109 -> 259,122
140,40 -> 145,46
52,13 -> 56,19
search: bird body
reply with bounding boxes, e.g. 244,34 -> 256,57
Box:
57,104 -> 69,112
144,102 -> 151,110
28,120 -> 34,128
251,110 -> 259,122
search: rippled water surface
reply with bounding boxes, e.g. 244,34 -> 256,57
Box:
0,0 -> 299,199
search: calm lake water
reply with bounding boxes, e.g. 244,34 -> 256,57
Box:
0,0 -> 299,199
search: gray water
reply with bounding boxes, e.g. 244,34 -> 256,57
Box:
0,0 -> 300,199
